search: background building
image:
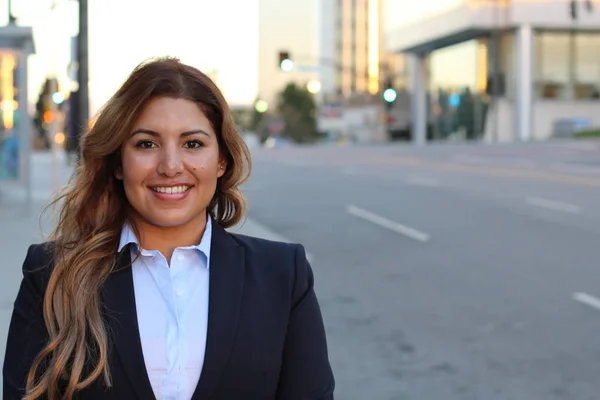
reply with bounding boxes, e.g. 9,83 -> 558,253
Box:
319,0 -> 406,143
387,0 -> 600,143
319,0 -> 384,98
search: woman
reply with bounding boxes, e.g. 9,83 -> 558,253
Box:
3,58 -> 335,400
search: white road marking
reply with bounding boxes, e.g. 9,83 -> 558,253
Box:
346,205 -> 430,243
405,176 -> 440,187
228,218 -> 314,262
526,196 -> 581,214
573,292 -> 600,311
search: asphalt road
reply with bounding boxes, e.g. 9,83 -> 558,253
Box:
241,140 -> 600,400
2,142 -> 599,400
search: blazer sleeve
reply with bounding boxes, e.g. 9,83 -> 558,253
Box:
276,244 -> 335,400
3,244 -> 51,400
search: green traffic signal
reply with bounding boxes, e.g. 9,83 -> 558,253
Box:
278,51 -> 294,72
383,88 -> 397,103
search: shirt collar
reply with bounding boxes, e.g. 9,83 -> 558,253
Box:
118,216 -> 213,268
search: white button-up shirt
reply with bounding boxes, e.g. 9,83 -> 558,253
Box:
118,218 -> 212,400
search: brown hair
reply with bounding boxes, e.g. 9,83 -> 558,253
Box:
25,57 -> 251,399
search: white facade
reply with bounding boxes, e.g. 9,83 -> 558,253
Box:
387,0 -> 600,143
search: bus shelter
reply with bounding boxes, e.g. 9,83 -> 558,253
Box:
0,25 -> 35,204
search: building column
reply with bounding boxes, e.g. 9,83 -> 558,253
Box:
408,53 -> 427,146
17,51 -> 31,206
515,24 -> 534,142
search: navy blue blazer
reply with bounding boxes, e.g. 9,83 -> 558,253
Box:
3,221 -> 335,399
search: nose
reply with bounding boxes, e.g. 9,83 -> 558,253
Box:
157,144 -> 184,177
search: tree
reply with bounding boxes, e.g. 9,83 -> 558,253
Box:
276,82 -> 318,143
33,79 -> 53,149
230,107 -> 252,131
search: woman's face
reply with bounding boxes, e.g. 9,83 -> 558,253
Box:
117,96 -> 226,229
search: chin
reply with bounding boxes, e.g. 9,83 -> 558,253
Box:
144,210 -> 206,228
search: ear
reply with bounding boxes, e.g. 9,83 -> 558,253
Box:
217,158 -> 227,178
115,166 -> 123,180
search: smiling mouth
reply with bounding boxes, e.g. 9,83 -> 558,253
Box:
150,185 -> 192,194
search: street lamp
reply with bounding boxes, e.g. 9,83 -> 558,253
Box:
255,99 -> 269,113
306,80 -> 321,94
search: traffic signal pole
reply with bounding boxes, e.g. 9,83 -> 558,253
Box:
77,0 -> 89,154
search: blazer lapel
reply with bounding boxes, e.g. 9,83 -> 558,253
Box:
102,248 -> 156,400
192,221 -> 246,400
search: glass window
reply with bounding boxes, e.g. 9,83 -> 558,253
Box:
428,40 -> 487,141
575,33 -> 600,99
535,32 -> 570,99
535,31 -> 600,99
429,40 -> 479,92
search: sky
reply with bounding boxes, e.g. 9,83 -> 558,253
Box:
4,0 -> 258,115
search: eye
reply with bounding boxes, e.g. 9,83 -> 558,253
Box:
185,140 -> 204,149
135,140 -> 157,149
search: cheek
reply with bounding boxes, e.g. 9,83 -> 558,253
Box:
187,155 -> 220,177
189,165 -> 216,181
121,151 -> 155,187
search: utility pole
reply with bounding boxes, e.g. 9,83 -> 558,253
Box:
7,0 -> 16,24
76,0 -> 89,150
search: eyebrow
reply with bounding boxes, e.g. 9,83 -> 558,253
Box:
130,128 -> 211,137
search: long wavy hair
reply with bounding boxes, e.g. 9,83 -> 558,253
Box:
25,57 -> 251,399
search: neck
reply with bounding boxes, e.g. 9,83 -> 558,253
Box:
131,212 -> 208,263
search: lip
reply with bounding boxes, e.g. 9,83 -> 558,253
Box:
148,185 -> 193,202
148,183 -> 193,188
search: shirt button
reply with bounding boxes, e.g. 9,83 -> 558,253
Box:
177,290 -> 184,297
177,254 -> 185,262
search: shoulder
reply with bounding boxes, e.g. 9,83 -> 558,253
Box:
226,232 -> 314,298
21,241 -> 55,284
228,232 -> 301,259
23,242 -> 54,267
227,232 -> 310,271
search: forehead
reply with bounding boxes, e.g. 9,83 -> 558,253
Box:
133,97 -> 213,133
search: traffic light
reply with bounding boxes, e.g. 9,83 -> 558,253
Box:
382,78 -> 397,106
570,0 -> 594,19
486,73 -> 506,96
383,88 -> 397,103
43,110 -> 54,124
52,92 -> 65,105
278,51 -> 294,72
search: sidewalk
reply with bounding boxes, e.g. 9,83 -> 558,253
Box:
0,150 -> 72,394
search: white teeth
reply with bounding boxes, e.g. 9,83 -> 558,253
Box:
153,186 -> 190,194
